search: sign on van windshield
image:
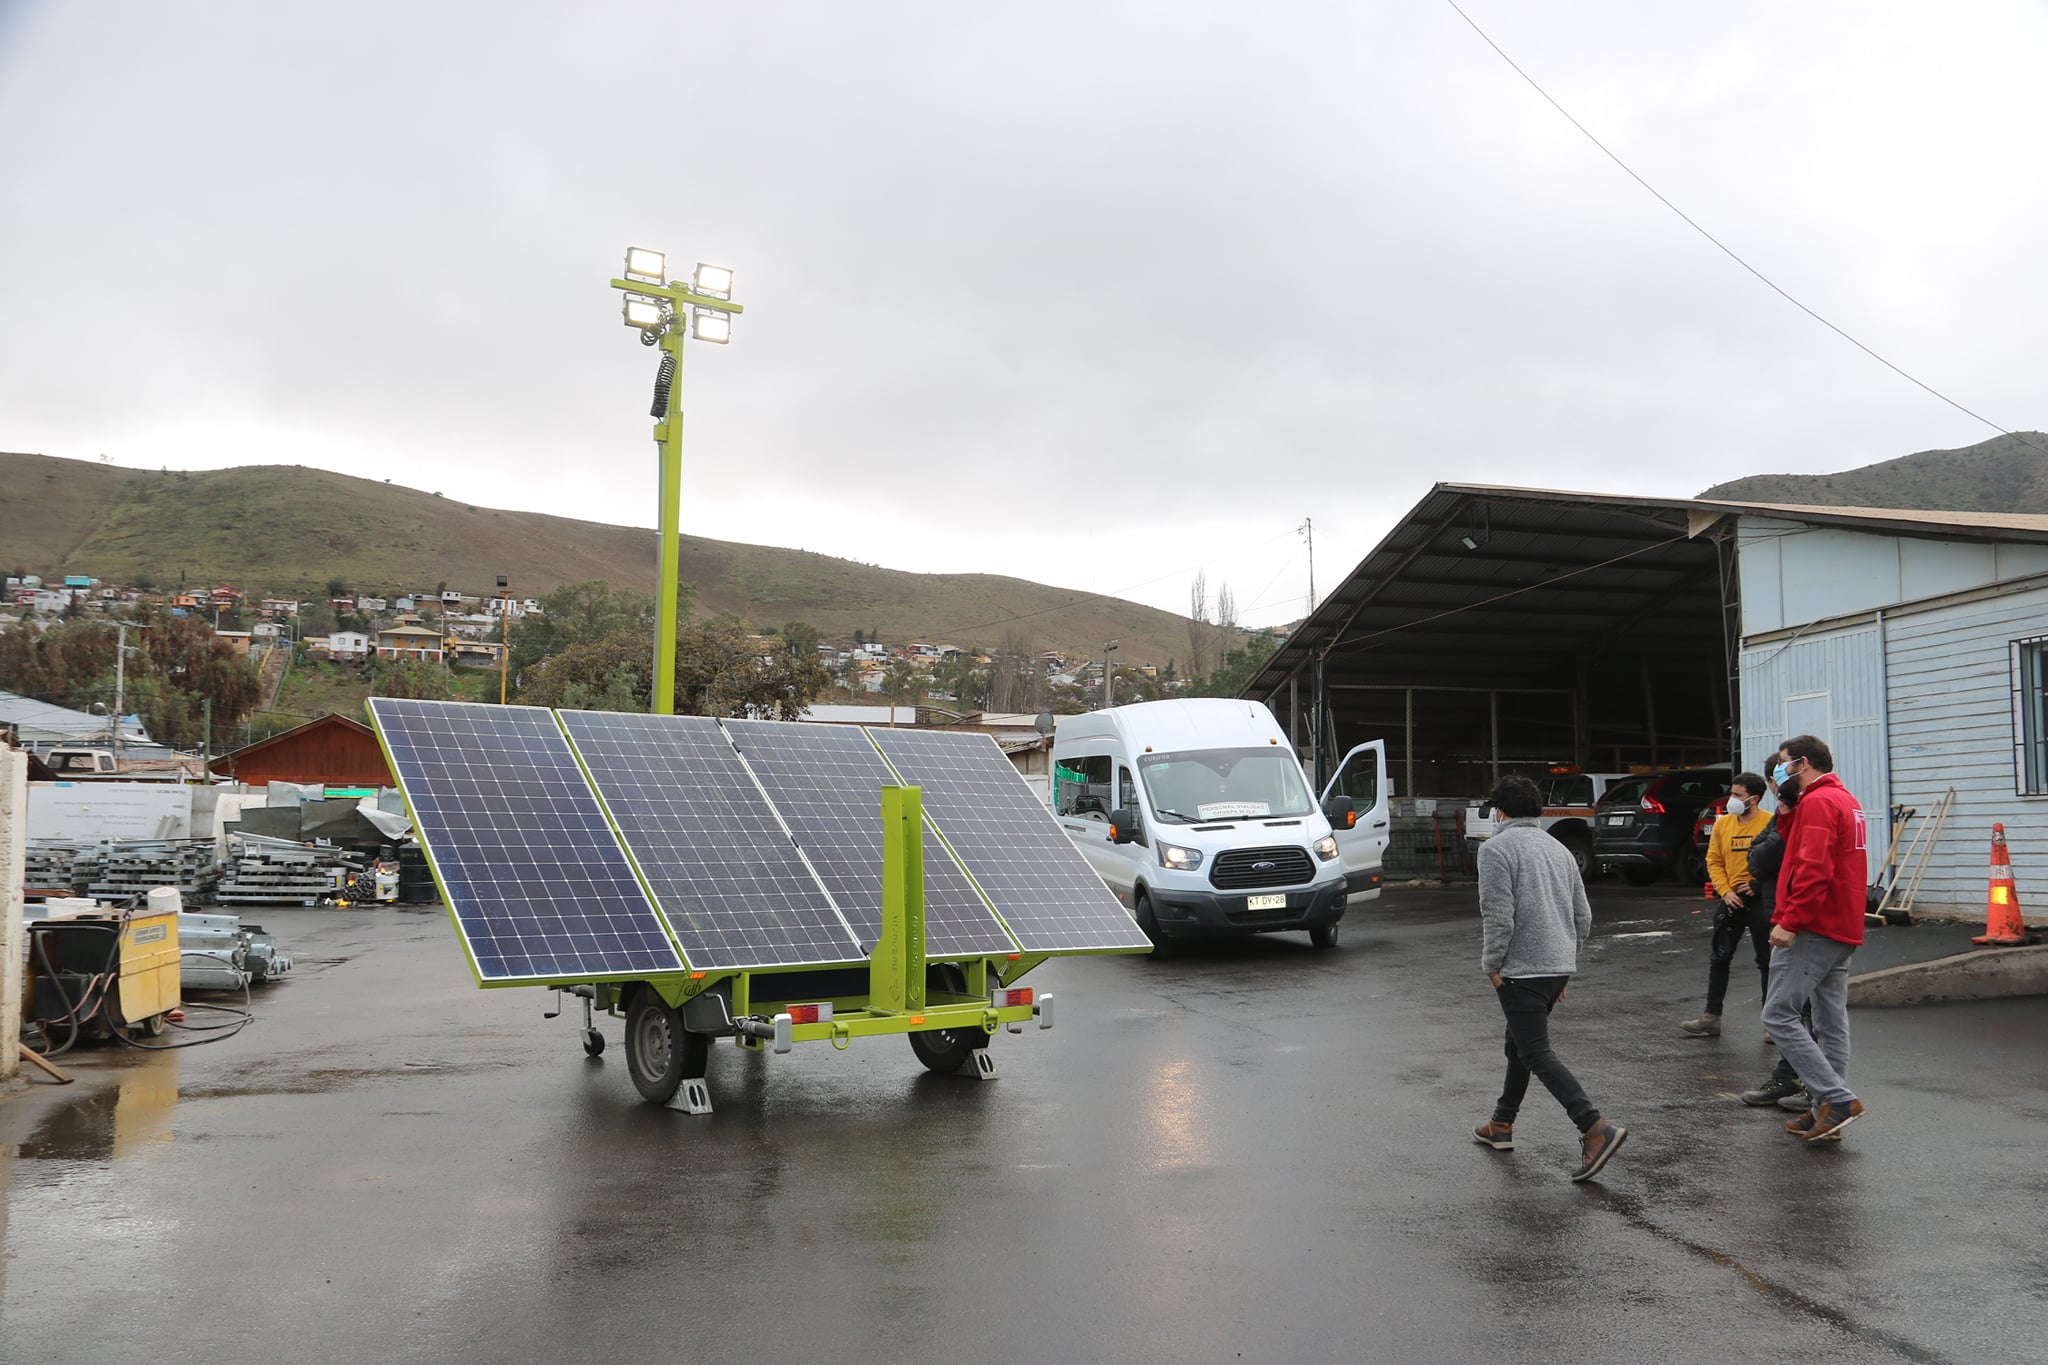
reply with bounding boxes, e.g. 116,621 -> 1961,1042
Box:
1197,800 -> 1272,820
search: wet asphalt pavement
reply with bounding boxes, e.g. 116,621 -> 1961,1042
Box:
4,884 -> 2046,1364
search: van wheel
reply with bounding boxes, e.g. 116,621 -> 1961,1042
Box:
1134,890 -> 1170,953
1557,833 -> 1593,879
1310,921 -> 1341,950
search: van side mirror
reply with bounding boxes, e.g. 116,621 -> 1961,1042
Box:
1108,809 -> 1142,845
1323,796 -> 1356,829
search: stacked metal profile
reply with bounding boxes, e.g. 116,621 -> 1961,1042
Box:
23,840 -> 99,897
218,834 -> 366,905
83,839 -> 222,904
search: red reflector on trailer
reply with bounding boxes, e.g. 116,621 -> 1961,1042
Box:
992,987 -> 1034,1009
785,1003 -> 833,1024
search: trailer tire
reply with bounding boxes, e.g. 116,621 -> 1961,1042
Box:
910,964 -> 987,1075
625,987 -> 704,1104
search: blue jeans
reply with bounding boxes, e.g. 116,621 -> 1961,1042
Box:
1762,933 -> 1857,1107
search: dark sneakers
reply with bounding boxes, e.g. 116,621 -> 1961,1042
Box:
1803,1099 -> 1866,1142
1741,1076 -> 1803,1107
1571,1119 -> 1628,1182
1472,1120 -> 1515,1151
1776,1088 -> 1814,1113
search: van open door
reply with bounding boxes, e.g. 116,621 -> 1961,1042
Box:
1321,741 -> 1390,900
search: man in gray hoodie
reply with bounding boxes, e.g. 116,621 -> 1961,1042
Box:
1471,774 -> 1628,1182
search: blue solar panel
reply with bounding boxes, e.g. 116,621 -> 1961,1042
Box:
559,712 -> 863,970
367,699 -> 683,984
867,728 -> 1152,953
721,720 -> 1017,958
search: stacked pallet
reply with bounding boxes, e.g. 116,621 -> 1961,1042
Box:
218,837 -> 366,906
86,839 -> 222,905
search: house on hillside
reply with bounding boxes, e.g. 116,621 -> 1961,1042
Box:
213,630 -> 253,656
448,639 -> 507,668
377,625 -> 445,662
326,630 -> 371,662
356,595 -> 388,613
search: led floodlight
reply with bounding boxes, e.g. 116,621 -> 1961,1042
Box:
623,296 -> 666,330
624,247 -> 666,283
690,308 -> 732,344
692,263 -> 734,299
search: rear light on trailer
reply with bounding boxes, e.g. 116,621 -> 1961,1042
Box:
992,987 -> 1034,1009
785,1003 -> 833,1024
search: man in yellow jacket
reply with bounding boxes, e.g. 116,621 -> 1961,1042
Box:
1679,772 -> 1773,1036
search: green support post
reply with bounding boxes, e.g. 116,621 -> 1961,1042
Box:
652,328 -> 685,715
873,785 -> 927,1013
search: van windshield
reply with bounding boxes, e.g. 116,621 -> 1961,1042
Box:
1137,747 -> 1313,824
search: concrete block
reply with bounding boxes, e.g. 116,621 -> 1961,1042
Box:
2,749 -> 25,1080
1850,944 -> 2048,1007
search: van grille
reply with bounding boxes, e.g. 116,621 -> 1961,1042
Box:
1209,846 -> 1315,889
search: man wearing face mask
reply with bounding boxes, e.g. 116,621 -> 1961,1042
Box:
1737,752 -> 1814,1110
1678,773 -> 1772,1036
1763,735 -> 1870,1141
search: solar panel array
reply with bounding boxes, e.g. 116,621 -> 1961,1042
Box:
561,712 -> 862,970
369,700 -> 1149,981
722,720 -> 1017,958
368,699 -> 684,984
869,728 -> 1153,952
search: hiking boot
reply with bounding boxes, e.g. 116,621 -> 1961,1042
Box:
1472,1120 -> 1515,1151
1802,1099 -> 1866,1142
1775,1088 -> 1813,1112
1571,1119 -> 1628,1182
1678,1013 -> 1722,1037
1783,1108 -> 1821,1138
1740,1076 -> 1803,1107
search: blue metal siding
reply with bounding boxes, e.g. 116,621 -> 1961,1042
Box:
1740,624 -> 1889,858
1885,585 -> 2048,916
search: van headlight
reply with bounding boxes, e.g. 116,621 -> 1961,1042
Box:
1313,835 -> 1339,861
1158,841 -> 1204,871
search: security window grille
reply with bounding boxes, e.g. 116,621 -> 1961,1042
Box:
2014,636 -> 2048,796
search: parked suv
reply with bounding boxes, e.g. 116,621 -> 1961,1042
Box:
1592,767 -> 1731,885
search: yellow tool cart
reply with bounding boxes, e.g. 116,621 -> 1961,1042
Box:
25,900 -> 182,1044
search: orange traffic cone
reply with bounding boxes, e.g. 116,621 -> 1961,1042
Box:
1971,824 -> 2028,946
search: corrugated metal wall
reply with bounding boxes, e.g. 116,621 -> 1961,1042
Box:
1740,621 -> 1890,861
1885,584 -> 2048,915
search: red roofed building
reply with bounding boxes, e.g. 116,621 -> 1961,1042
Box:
210,713 -> 393,787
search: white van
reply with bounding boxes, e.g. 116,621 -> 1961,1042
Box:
1053,698 -> 1385,950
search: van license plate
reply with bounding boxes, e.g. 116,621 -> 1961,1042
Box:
1246,893 -> 1287,910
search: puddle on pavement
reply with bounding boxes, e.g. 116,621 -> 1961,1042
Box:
11,1055 -> 182,1163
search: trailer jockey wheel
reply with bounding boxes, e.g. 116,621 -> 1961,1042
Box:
582,1028 -> 605,1058
625,987 -> 705,1104
908,964 -> 988,1075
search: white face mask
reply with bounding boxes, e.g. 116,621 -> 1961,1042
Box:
1726,795 -> 1749,816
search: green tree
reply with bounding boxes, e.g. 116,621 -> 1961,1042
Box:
1189,629 -> 1281,698
510,580 -> 677,673
371,657 -> 459,701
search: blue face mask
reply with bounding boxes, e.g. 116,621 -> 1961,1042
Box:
1771,762 -> 1790,787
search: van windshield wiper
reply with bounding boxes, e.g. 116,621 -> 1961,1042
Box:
1153,807 -> 1205,822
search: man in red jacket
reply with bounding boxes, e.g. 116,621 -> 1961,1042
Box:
1763,734 -> 1869,1141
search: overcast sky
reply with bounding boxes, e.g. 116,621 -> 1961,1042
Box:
4,2 -> 2043,627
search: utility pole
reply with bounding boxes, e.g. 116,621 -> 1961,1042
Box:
497,574 -> 511,704
1300,517 -> 1317,613
1103,640 -> 1119,709
112,621 -> 129,765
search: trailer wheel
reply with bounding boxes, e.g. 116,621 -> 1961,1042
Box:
625,987 -> 705,1104
910,964 -> 987,1074
1310,921 -> 1341,950
582,1028 -> 605,1058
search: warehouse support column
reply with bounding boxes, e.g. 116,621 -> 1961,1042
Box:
1489,690 -> 1500,786
1289,674 -> 1301,756
1573,659 -> 1591,771
1,747 -> 25,1080
1404,687 -> 1415,800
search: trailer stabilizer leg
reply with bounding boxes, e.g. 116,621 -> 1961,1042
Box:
970,1047 -> 998,1081
667,1078 -> 713,1115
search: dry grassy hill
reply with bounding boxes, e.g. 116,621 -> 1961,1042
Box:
0,452 -> 1194,663
1700,431 -> 2048,512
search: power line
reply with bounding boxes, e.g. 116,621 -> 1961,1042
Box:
1444,0 -> 2048,462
